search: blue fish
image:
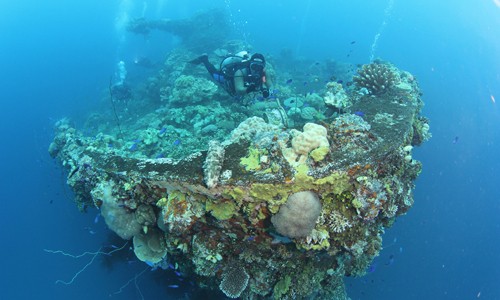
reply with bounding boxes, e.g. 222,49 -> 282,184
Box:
286,79 -> 293,84
129,143 -> 138,151
173,139 -> 181,146
155,153 -> 165,159
168,263 -> 176,270
94,213 -> 100,224
168,285 -> 179,288
385,254 -> 395,266
367,263 -> 377,273
337,80 -> 344,84
159,127 -> 167,135
452,136 -> 459,144
107,143 -> 114,148
247,236 -> 256,242
354,111 -> 365,117
174,271 -> 182,277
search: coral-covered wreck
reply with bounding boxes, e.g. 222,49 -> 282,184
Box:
49,10 -> 430,300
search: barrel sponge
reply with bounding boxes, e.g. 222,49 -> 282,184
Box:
271,191 -> 322,238
98,183 -> 141,240
291,123 -> 329,155
133,229 -> 167,264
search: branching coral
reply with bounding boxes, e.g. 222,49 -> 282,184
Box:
327,211 -> 352,233
353,62 -> 398,95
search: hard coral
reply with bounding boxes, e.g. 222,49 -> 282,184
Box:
353,62 -> 398,95
271,191 -> 322,238
219,263 -> 250,299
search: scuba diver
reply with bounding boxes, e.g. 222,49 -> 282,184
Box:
190,51 -> 271,98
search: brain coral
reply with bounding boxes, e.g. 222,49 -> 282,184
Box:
271,191 -> 322,238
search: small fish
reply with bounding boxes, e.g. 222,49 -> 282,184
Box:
270,232 -> 292,244
367,263 -> 377,273
452,136 -> 459,144
129,143 -> 138,152
354,111 -> 365,117
314,62 -> 320,65
350,41 -> 356,44
399,246 -> 403,253
159,127 -> 167,135
385,254 -> 395,266
247,236 -> 256,242
285,79 -> 293,84
168,285 -> 179,288
94,213 -> 100,224
173,139 -> 181,146
168,263 -> 176,270
337,80 -> 344,84
108,143 -> 114,148
303,82 -> 308,86
155,153 -> 165,159
89,230 -> 96,235
110,245 -> 119,249
174,271 -> 182,277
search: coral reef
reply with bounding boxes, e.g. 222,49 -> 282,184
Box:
49,40 -> 431,299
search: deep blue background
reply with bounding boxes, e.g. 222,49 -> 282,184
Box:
1,0 -> 499,299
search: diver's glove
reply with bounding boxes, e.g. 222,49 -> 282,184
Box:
262,88 -> 270,98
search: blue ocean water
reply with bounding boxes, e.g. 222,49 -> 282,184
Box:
1,0 -> 499,299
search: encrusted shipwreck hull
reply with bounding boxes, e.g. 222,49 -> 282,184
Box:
49,64 -> 430,299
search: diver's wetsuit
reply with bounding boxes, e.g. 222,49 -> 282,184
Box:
190,54 -> 268,97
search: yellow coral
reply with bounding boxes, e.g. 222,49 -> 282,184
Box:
206,200 -> 237,220
310,146 -> 329,162
240,147 -> 268,171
